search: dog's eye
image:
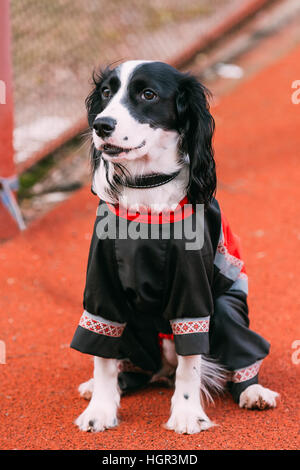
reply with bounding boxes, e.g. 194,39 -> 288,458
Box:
101,87 -> 111,99
141,89 -> 157,101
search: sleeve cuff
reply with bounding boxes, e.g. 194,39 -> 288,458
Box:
170,317 -> 210,356
70,310 -> 126,358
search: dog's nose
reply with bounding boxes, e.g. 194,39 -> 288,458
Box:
93,117 -> 116,138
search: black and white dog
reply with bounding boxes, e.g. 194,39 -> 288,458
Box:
72,60 -> 279,434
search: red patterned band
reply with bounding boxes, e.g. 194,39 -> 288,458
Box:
217,239 -> 244,270
230,360 -> 262,383
170,317 -> 210,335
79,311 -> 125,337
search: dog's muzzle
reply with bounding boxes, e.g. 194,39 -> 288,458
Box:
100,140 -> 146,157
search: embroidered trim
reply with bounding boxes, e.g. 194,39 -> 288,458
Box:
170,317 -> 210,335
214,228 -> 245,281
229,272 -> 249,295
238,272 -> 248,280
217,239 -> 244,270
79,311 -> 126,337
230,360 -> 262,383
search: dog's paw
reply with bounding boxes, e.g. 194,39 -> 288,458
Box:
165,407 -> 214,434
239,384 -> 279,410
78,378 -> 94,400
75,401 -> 118,432
150,364 -> 175,388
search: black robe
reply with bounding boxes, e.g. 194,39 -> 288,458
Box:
71,197 -> 270,401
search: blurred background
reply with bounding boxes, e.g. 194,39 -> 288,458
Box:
1,0 -> 299,234
11,0 -> 237,167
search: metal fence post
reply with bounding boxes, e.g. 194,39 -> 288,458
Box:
0,0 -> 25,241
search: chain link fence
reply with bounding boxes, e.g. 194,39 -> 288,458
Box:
11,0 -> 241,167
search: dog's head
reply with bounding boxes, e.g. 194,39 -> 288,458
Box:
86,60 -> 216,205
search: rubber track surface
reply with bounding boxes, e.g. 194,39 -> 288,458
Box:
0,45 -> 299,450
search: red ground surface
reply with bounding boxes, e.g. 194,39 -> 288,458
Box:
0,44 -> 300,450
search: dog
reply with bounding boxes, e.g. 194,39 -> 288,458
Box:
71,60 -> 279,434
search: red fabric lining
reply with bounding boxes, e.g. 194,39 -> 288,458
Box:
221,212 -> 247,274
158,333 -> 174,354
106,197 -> 193,224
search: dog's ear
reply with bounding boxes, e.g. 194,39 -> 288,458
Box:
176,75 -> 216,206
85,68 -> 110,179
85,68 -> 108,128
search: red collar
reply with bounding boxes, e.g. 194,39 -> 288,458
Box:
106,197 -> 193,224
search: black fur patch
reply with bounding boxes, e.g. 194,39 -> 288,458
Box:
85,61 -> 216,205
121,62 -> 181,130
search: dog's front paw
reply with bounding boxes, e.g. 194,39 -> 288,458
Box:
78,378 -> 94,400
165,407 -> 214,434
239,384 -> 279,410
75,401 -> 118,432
